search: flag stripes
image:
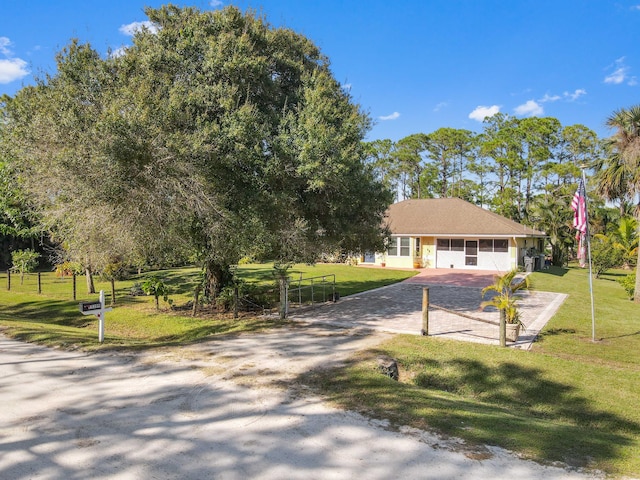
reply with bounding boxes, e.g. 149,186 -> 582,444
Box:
571,179 -> 587,234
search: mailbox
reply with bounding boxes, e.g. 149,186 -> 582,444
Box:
80,301 -> 103,314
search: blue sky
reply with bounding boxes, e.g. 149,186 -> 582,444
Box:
1,0 -> 639,141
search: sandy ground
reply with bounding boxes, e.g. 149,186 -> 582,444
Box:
0,321 -> 603,480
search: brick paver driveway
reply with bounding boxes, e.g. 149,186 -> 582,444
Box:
292,268 -> 567,349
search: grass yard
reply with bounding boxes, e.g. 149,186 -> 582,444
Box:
0,263 -> 416,350
302,265 -> 640,477
1,262 -> 638,476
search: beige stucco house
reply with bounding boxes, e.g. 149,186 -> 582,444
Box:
363,198 -> 546,271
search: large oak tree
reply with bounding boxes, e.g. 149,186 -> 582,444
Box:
2,5 -> 391,296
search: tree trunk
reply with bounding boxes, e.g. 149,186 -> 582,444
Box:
86,267 -> 95,294
635,220 -> 640,303
192,285 -> 201,317
110,278 -> 116,306
205,259 -> 233,300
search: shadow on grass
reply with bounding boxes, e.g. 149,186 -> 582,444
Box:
0,299 -> 88,326
536,266 -> 568,277
303,350 -> 640,473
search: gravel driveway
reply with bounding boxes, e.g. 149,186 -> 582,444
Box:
1,319 -> 598,479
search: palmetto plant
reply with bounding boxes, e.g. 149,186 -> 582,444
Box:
608,216 -> 639,269
481,269 -> 529,346
601,105 -> 640,302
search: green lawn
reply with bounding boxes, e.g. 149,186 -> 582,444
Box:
302,265 -> 640,477
0,263 -> 416,350
2,263 -> 638,476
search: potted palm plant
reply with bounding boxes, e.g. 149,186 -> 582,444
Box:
481,269 -> 529,346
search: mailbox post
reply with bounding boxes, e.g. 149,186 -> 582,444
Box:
79,290 -> 112,343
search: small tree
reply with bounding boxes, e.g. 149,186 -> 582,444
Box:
619,273 -> 636,300
141,275 -> 170,310
481,269 -> 529,347
591,235 -> 625,278
11,249 -> 40,285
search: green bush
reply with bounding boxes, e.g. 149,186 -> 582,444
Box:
141,275 -> 171,310
618,273 -> 636,300
11,249 -> 40,284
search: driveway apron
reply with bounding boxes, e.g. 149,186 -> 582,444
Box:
291,269 -> 567,349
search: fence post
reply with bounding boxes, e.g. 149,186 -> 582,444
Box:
421,287 -> 429,336
233,286 -> 239,319
499,309 -> 506,347
322,276 -> 326,302
298,273 -> 302,305
7,270 -> 10,291
332,274 -> 336,302
72,274 -> 77,301
278,275 -> 288,320
110,278 -> 116,306
37,272 -> 42,294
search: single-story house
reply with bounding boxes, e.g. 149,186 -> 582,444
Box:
363,198 -> 546,271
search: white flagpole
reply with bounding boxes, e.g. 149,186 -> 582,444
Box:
581,167 -> 596,342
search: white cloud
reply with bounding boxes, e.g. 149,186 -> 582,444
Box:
468,105 -> 500,122
119,21 -> 159,36
539,93 -> 561,103
109,47 -> 128,58
0,58 -> 29,84
210,0 -> 224,6
538,89 -> 586,104
564,88 -> 586,101
514,100 -> 543,117
0,37 -> 29,84
604,57 -> 630,84
0,37 -> 12,56
379,111 -> 400,121
433,101 -> 448,112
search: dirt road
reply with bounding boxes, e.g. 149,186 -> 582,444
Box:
0,325 -> 600,479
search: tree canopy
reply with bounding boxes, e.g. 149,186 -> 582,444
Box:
1,5 -> 392,294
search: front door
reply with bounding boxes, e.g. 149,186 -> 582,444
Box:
465,240 -> 478,267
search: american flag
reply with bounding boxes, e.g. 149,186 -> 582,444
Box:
571,179 -> 587,234
571,179 -> 587,267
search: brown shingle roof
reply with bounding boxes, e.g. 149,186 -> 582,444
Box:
386,198 -> 546,237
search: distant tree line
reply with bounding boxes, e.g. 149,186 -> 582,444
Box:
365,110 -> 639,300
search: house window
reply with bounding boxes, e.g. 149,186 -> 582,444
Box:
479,239 -> 493,252
387,237 -> 412,256
415,237 -> 421,256
387,240 -> 398,256
494,239 -> 508,252
437,239 -> 450,251
451,239 -> 464,251
400,237 -> 411,256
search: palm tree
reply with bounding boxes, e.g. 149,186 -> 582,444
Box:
601,105 -> 640,302
608,216 -> 639,269
481,270 -> 529,346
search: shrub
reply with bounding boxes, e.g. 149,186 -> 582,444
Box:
141,275 -> 171,310
618,273 -> 636,300
54,261 -> 83,277
11,249 -> 40,284
591,237 -> 624,278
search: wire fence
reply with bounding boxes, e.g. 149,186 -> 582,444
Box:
1,271 -> 149,307
286,273 -> 337,312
